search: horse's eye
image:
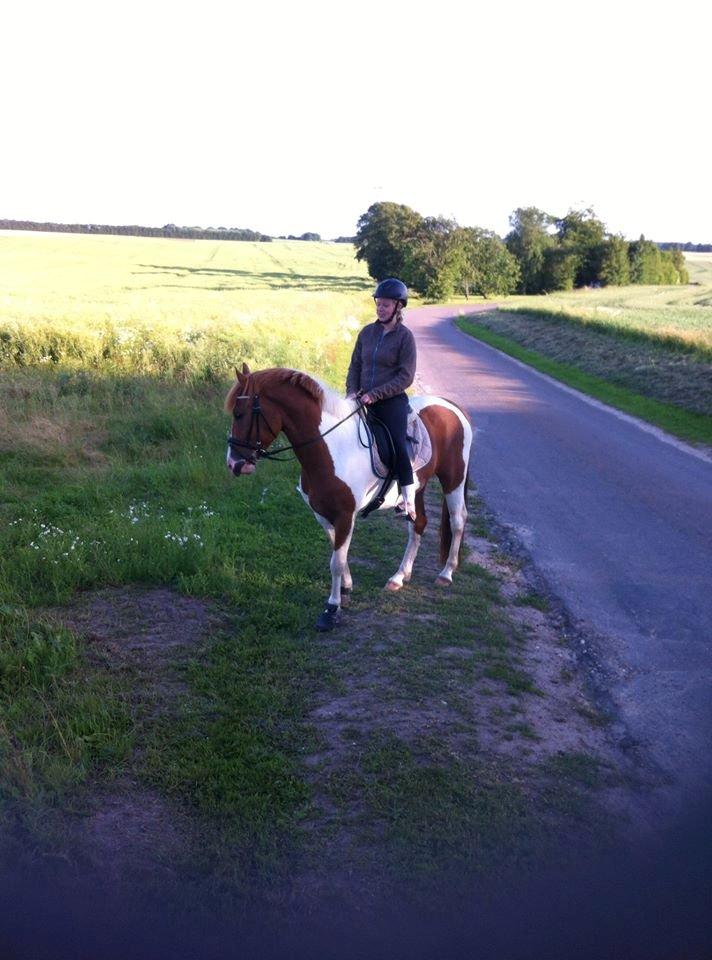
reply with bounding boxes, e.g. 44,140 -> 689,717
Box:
233,412 -> 243,421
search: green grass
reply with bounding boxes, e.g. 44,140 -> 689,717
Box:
0,605 -> 133,841
340,731 -> 532,879
506,256 -> 712,355
512,591 -> 551,612
456,318 -> 712,445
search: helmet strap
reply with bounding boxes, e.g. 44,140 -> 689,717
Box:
376,302 -> 399,324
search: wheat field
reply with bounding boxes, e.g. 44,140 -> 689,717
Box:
0,231 -> 373,382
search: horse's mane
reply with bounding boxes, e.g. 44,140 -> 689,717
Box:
225,367 -> 357,418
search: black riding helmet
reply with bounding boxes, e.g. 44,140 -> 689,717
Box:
373,278 -> 408,306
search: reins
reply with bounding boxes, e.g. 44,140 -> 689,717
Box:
227,391 -> 366,463
227,376 -> 400,520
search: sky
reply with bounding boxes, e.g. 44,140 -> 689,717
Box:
3,0 -> 711,243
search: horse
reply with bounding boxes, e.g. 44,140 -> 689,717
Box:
225,364 -> 473,631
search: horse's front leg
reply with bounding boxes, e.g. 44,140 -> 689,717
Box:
340,557 -> 354,606
386,491 -> 427,592
315,512 -> 355,631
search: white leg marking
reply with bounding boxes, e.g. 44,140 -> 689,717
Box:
314,512 -> 355,608
436,485 -> 468,585
328,526 -> 355,607
387,522 -> 422,592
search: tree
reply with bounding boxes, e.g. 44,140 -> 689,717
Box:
354,202 -> 424,280
457,228 -> 520,298
400,216 -> 462,300
540,247 -> 579,291
669,247 -> 690,284
505,207 -> 555,293
629,236 -> 663,284
555,208 -> 607,286
659,250 -> 679,284
599,235 -> 631,286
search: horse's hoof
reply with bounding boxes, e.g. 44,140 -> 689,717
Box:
340,588 -> 352,607
385,580 -> 402,592
315,603 -> 340,631
435,576 -> 452,587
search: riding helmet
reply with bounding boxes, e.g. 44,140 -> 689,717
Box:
373,278 -> 408,305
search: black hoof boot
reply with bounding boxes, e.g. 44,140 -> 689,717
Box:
315,603 -> 340,632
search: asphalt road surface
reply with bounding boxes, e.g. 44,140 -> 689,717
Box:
408,303 -> 712,807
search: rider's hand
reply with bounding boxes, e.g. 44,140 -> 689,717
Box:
360,393 -> 374,405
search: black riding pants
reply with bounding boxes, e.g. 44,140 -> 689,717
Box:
369,393 -> 413,487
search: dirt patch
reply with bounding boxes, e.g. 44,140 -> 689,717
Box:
43,586 -> 228,886
50,585 -> 220,661
460,534 -> 643,795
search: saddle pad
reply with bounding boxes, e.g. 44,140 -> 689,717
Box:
369,408 -> 432,477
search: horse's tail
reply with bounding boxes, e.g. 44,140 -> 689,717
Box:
439,466 -> 468,566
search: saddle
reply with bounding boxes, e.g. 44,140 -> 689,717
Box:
359,407 -> 432,518
366,407 -> 432,477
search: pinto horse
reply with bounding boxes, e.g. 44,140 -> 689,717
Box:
225,365 -> 472,630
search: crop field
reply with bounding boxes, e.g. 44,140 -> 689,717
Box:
506,255 -> 712,352
0,231 -> 373,381
457,254 -> 712,442
0,232 -> 650,935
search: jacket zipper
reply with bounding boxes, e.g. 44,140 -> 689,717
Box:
369,326 -> 385,391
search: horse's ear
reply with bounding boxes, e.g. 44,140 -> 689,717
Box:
234,366 -> 243,382
241,362 -> 251,375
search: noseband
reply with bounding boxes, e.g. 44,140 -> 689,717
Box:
227,393 -> 277,465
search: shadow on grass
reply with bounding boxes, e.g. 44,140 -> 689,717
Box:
135,265 -> 373,293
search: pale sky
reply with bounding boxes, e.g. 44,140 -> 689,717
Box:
3,0 -> 711,242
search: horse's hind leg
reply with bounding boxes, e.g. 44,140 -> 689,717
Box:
436,483 -> 468,586
386,489 -> 428,592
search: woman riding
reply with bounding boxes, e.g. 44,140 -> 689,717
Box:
346,277 -> 418,520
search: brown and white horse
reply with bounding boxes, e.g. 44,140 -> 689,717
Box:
225,365 -> 472,630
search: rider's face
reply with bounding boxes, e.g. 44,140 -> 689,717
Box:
375,297 -> 398,323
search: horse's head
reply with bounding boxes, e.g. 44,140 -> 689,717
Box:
224,364 -> 284,477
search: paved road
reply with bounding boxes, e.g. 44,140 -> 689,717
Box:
408,303 -> 712,805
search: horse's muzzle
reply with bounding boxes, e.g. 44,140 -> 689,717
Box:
226,452 -> 256,476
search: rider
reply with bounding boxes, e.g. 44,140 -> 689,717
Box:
346,277 -> 418,520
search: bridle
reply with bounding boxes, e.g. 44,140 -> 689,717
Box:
227,392 -> 283,466
227,387 -> 366,471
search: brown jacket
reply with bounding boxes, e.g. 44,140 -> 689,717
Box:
345,321 -> 417,402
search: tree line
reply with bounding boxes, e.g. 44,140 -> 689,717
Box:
659,242 -> 712,253
0,219 -> 272,242
355,203 -> 690,299
276,232 -> 322,241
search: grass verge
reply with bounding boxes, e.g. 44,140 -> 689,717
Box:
457,316 -> 712,446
